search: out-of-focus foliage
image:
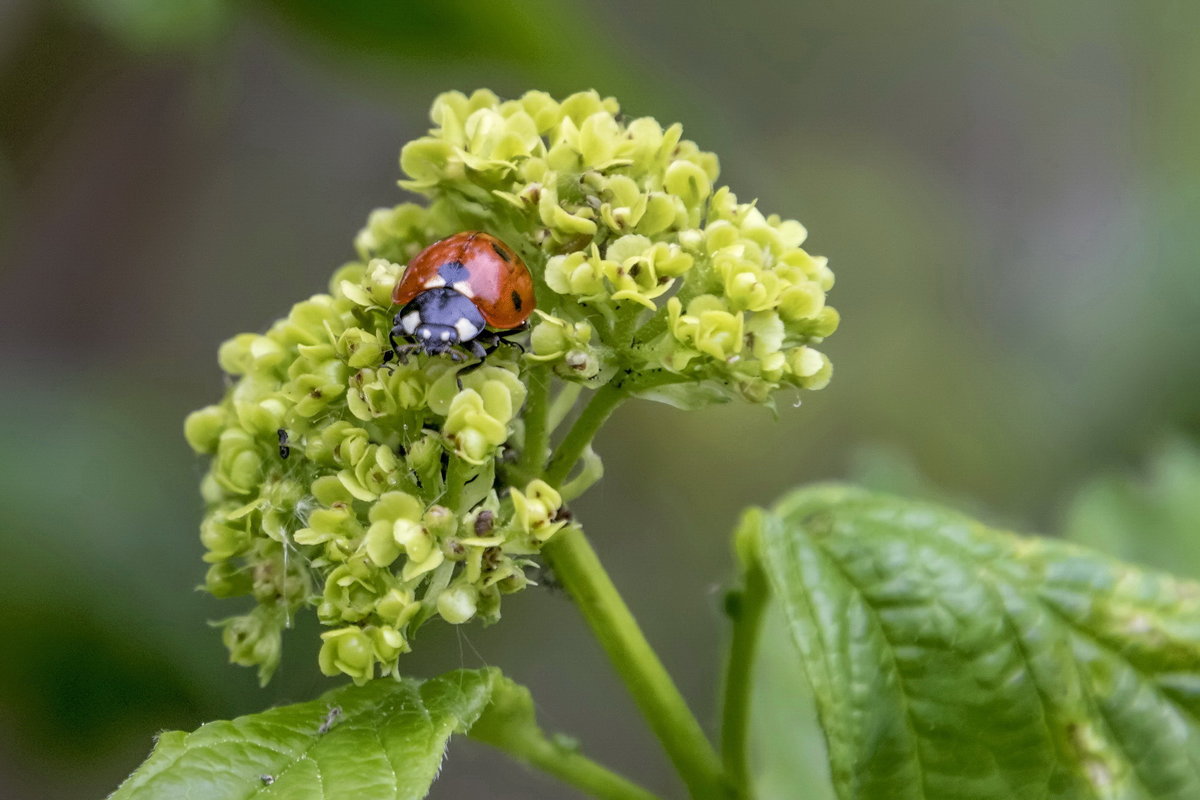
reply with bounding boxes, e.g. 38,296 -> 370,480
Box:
61,0 -> 232,52
1064,437 -> 1200,580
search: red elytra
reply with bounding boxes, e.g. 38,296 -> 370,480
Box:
392,231 -> 535,331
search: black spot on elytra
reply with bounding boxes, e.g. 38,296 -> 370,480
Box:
511,290 -> 523,311
438,260 -> 470,283
491,242 -> 511,262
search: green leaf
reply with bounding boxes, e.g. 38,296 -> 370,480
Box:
109,669 -> 497,800
749,484 -> 1200,800
1064,437 -> 1200,579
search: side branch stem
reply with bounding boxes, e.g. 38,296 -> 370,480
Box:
719,557 -> 768,794
546,382 -> 626,486
477,727 -> 662,800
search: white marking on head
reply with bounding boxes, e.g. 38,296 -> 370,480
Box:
424,276 -> 446,289
440,330 -> 451,342
401,312 -> 420,334
454,318 -> 480,341
452,280 -> 475,298
421,329 -> 432,339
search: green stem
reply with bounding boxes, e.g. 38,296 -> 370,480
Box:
516,367 -> 551,481
546,382 -> 626,486
547,382 -> 583,432
478,726 -> 662,800
545,372 -> 690,488
719,558 -> 768,794
543,527 -> 731,800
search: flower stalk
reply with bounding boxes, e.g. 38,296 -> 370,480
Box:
543,526 -> 732,800
719,547 -> 769,794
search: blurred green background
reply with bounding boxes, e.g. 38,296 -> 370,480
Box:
3,1 -> 1200,798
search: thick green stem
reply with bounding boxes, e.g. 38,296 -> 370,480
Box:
516,367 -> 551,481
477,726 -> 662,800
543,528 -> 732,800
719,559 -> 769,795
540,377 -> 732,798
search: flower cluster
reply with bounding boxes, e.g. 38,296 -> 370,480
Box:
185,255 -> 569,684
186,90 -> 837,684
386,89 -> 837,406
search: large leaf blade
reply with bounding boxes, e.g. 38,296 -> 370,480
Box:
109,669 -> 496,800
753,484 -> 1200,800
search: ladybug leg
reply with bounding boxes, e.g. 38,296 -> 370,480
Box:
388,343 -> 420,365
493,323 -> 529,353
452,339 -> 496,386
497,321 -> 529,338
465,338 -> 491,360
387,320 -> 407,363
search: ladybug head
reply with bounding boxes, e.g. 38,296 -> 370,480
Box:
394,287 -> 486,354
413,321 -> 462,353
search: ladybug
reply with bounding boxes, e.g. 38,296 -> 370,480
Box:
389,231 -> 535,363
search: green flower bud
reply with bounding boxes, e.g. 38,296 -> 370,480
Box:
311,474 -> 354,506
545,250 -> 606,297
444,388 -> 510,464
318,626 -> 375,684
204,561 -> 252,598
437,584 -> 479,624
337,327 -> 385,369
218,606 -> 283,685
423,504 -> 458,539
213,428 -> 264,496
364,491 -> 425,567
321,559 -> 384,623
283,372 -> 346,419
376,587 -> 420,629
745,312 -> 787,378
668,295 -> 744,363
219,334 -> 286,376
231,377 -> 288,438
510,480 -> 566,542
720,257 -> 783,313
368,624 -> 408,666
294,505 -> 363,561
339,258 -> 404,307
184,405 -> 226,454
777,279 -> 826,322
200,508 -> 252,561
787,346 -> 833,390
